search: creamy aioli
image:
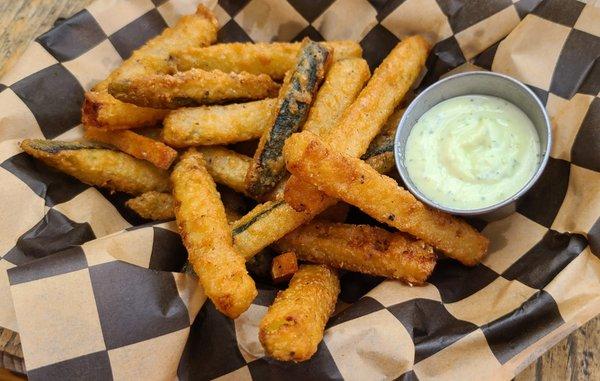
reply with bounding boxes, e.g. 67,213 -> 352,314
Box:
404,95 -> 540,210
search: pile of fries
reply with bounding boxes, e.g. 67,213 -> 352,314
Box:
20,5 -> 489,362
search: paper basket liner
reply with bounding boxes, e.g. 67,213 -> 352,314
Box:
0,0 -> 598,380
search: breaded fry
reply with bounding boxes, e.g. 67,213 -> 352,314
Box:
271,252 -> 298,284
83,5 -> 218,129
162,99 -> 276,147
284,36 -> 430,207
172,41 -> 362,80
259,265 -> 339,362
126,191 -> 174,220
20,139 -> 170,195
109,69 -> 279,109
230,38 -> 429,259
283,132 -> 489,265
246,40 -> 331,198
361,108 -> 405,174
84,126 -> 177,169
302,58 -> 370,137
172,149 -> 256,318
198,146 -> 251,195
275,222 -> 436,283
317,203 -> 350,223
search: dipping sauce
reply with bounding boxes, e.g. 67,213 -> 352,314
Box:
404,95 -> 540,210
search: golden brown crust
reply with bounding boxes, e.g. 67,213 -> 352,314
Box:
162,99 -> 277,147
246,40 -> 332,198
82,5 -> 218,128
20,139 -> 170,195
109,69 -> 279,109
198,146 -> 252,196
259,265 -> 339,362
283,132 -> 489,266
172,41 -> 362,80
84,126 -> 177,170
275,222 -> 436,284
126,191 -> 175,220
271,252 -> 299,284
171,149 -> 256,318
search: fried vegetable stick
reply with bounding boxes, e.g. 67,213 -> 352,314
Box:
246,40 -> 331,198
360,108 -> 405,174
302,58 -> 370,137
284,36 -> 430,206
259,265 -> 339,362
20,139 -> 170,195
172,40 -> 362,80
84,126 -> 177,170
83,5 -> 218,129
271,251 -> 298,284
199,146 -> 251,195
275,222 -> 436,283
283,132 -> 489,266
109,69 -> 280,109
126,191 -> 175,220
162,99 -> 276,147
231,38 -> 428,259
172,149 -> 256,318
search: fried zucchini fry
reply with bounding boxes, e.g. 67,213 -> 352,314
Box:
172,41 -> 362,80
271,252 -> 298,284
84,126 -> 177,169
283,132 -> 489,265
172,149 -> 256,318
109,69 -> 279,109
360,108 -> 405,174
162,99 -> 277,147
284,36 -> 430,207
83,5 -> 218,129
231,38 -> 428,259
302,58 -> 370,137
126,191 -> 174,220
259,265 -> 339,362
198,146 -> 251,195
20,139 -> 170,195
275,222 -> 436,283
246,40 -> 331,198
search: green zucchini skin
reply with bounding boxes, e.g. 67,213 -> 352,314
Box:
21,139 -> 107,154
245,40 -> 331,198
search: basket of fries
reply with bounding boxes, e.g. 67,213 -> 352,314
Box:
0,0 -> 599,380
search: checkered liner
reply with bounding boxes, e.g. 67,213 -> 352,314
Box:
0,0 -> 598,379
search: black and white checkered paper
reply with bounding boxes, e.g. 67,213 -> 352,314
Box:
0,0 -> 599,380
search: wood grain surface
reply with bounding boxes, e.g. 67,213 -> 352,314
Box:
0,1 -> 598,380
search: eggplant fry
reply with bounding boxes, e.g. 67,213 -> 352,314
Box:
84,127 -> 177,170
283,132 -> 489,266
259,265 -> 339,362
172,40 -> 362,80
20,139 -> 170,195
82,5 -> 218,129
246,40 -> 331,198
172,149 -> 256,318
162,99 -> 277,147
275,222 -> 436,284
109,69 -> 280,109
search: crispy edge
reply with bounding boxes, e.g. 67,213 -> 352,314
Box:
171,149 -> 256,318
162,99 -> 276,147
85,126 -> 177,170
275,222 -> 436,284
283,132 -> 489,266
245,40 -> 332,198
20,139 -> 170,195
271,251 -> 299,284
259,264 -> 339,362
126,191 -> 175,220
109,69 -> 279,109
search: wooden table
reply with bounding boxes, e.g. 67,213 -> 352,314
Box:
0,1 -> 598,380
